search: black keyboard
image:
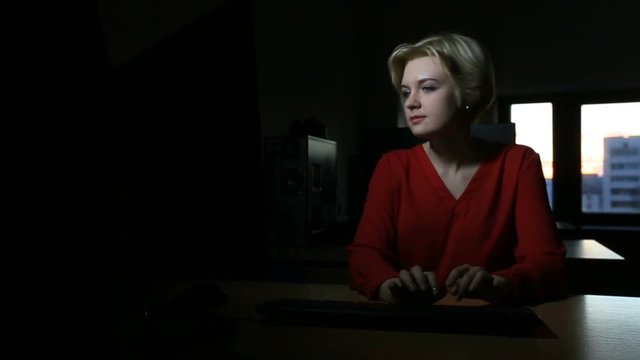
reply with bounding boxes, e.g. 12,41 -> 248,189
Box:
256,299 -> 549,337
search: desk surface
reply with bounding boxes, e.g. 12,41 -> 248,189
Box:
158,280 -> 639,360
564,239 -> 625,260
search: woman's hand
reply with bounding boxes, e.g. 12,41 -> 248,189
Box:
445,264 -> 512,302
378,265 -> 442,304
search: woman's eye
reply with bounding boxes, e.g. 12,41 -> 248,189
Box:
400,90 -> 410,99
421,86 -> 437,92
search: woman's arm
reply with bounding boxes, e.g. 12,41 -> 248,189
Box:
347,154 -> 402,299
493,151 -> 567,304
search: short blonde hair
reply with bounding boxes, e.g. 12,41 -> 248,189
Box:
388,33 -> 496,123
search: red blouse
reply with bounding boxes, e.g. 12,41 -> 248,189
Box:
347,143 -> 566,303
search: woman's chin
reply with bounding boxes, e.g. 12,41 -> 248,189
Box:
408,127 -> 433,139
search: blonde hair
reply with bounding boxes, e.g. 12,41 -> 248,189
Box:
388,33 -> 496,123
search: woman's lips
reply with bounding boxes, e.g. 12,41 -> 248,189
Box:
409,115 -> 426,125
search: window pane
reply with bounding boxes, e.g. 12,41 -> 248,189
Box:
511,103 -> 553,207
581,102 -> 640,213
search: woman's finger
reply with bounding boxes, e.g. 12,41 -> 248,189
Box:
468,270 -> 492,293
446,264 -> 471,288
424,271 -> 439,295
399,269 -> 417,292
456,267 -> 481,300
410,265 -> 428,291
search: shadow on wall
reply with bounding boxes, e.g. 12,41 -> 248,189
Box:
108,0 -> 266,280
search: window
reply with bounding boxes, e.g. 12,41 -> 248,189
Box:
511,103 -> 554,207
581,102 -> 640,214
502,91 -> 640,228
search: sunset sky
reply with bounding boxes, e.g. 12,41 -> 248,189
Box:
512,103 -> 554,179
581,102 -> 640,175
512,102 -> 640,178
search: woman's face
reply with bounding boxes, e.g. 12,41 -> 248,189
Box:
400,56 -> 462,138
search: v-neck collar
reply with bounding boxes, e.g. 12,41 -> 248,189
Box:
415,143 -> 492,204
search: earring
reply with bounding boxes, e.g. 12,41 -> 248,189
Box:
464,105 -> 470,110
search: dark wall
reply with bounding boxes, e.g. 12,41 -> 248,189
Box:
496,1 -> 640,94
93,2 -> 266,356
99,0 -> 228,67
108,0 -> 265,279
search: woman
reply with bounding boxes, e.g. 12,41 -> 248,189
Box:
347,33 -> 566,305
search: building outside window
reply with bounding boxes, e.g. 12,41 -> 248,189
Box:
581,102 -> 640,213
602,136 -> 640,212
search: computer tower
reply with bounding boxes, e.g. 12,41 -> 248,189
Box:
264,135 -> 337,245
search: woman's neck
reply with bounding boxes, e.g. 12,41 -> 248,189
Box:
423,130 -> 480,169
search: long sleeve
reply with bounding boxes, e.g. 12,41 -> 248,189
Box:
347,154 -> 401,299
493,152 -> 567,304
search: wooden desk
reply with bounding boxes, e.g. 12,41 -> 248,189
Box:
563,239 -> 629,295
564,239 -> 625,260
154,281 -> 639,360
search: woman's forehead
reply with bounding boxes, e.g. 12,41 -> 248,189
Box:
402,56 -> 447,83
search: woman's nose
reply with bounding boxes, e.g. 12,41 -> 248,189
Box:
406,96 -> 420,110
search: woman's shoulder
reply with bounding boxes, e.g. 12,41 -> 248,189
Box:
475,138 -> 536,157
477,141 -> 539,167
501,143 -> 539,161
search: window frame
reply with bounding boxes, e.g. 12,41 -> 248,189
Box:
498,89 -> 640,228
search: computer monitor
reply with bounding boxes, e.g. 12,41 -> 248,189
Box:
264,135 -> 337,245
